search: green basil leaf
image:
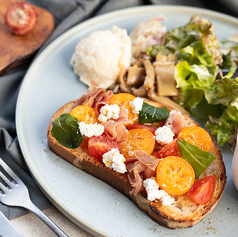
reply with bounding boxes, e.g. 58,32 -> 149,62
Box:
138,102 -> 169,123
51,113 -> 84,149
177,138 -> 216,179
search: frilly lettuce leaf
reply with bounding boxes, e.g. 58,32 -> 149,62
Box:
206,110 -> 238,146
146,15 -> 238,147
147,16 -> 223,74
175,61 -> 238,146
174,61 -> 216,113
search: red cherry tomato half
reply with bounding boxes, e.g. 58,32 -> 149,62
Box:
155,138 -> 181,158
88,135 -> 120,162
128,124 -> 157,135
187,175 -> 216,205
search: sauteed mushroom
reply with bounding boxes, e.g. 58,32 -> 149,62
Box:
112,52 -> 189,116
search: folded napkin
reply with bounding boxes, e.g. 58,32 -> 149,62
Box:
0,0 -> 237,221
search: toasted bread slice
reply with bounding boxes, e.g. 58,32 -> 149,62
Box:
47,99 -> 226,229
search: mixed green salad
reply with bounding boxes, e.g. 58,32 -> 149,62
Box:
146,16 -> 238,149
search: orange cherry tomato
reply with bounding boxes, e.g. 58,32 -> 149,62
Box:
187,175 -> 216,205
109,93 -> 138,125
156,156 -> 195,196
70,105 -> 97,124
178,126 -> 212,152
119,129 -> 155,158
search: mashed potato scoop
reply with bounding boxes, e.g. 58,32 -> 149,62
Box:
71,26 -> 132,89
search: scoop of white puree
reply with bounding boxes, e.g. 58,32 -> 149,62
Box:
70,25 -> 132,89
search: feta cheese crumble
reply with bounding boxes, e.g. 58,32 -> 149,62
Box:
102,148 -> 127,174
143,178 -> 174,206
78,122 -> 104,137
129,97 -> 144,114
155,126 -> 174,145
98,104 -> 120,122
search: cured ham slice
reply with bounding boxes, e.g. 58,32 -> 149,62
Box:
127,161 -> 147,195
165,110 -> 186,135
132,150 -> 160,171
75,81 -> 113,114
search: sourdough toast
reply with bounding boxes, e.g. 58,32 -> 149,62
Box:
47,99 -> 226,229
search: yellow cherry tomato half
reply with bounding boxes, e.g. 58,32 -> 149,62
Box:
178,126 -> 212,152
109,93 -> 138,125
156,156 -> 195,196
119,128 -> 155,158
70,105 -> 97,124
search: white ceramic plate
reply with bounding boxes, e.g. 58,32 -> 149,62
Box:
16,5 -> 238,237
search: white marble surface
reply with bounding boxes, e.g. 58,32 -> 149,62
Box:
10,207 -> 93,237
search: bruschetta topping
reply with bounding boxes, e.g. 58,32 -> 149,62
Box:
51,84 -> 219,206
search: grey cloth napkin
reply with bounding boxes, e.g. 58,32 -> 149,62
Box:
0,0 -> 237,221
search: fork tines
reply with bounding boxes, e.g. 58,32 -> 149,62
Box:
0,158 -> 20,194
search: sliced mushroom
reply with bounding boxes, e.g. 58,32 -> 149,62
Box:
156,53 -> 167,62
167,53 -> 177,62
118,64 -> 130,93
153,53 -> 178,97
147,88 -> 190,116
126,67 -> 145,86
141,58 -> 155,89
154,63 -> 178,96
130,86 -> 147,97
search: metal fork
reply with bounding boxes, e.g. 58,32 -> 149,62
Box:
0,158 -> 68,237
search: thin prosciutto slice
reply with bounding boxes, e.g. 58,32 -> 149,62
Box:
132,150 -> 160,171
165,110 -> 186,135
127,161 -> 147,195
101,107 -> 132,142
75,81 -> 113,115
127,151 -> 160,195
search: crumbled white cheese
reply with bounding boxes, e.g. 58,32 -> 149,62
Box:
155,126 -> 174,145
78,122 -> 104,137
129,97 -> 144,114
102,148 -> 127,174
99,104 -> 120,122
143,178 -> 174,206
98,114 -> 107,123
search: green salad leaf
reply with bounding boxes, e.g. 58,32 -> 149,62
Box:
220,40 -> 238,58
177,138 -> 216,179
138,102 -> 169,123
146,16 -> 222,74
145,15 -> 238,148
51,113 -> 84,148
175,61 -> 238,146
174,61 -> 216,113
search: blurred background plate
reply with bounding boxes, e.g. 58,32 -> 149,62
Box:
0,0 -> 54,75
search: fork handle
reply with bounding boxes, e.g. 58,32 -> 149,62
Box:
24,200 -> 68,237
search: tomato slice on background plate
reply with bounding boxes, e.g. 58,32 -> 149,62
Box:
88,135 -> 120,161
187,175 -> 216,205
